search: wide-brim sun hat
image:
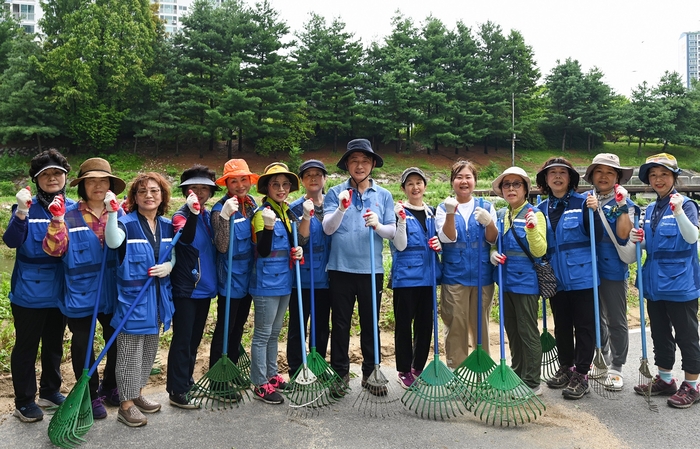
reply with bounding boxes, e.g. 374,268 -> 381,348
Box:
638,153 -> 681,185
583,153 -> 634,185
492,166 -> 531,198
336,138 -> 384,171
400,167 -> 427,186
536,160 -> 580,190
298,159 -> 328,177
215,159 -> 260,186
69,157 -> 126,195
257,162 -> 300,195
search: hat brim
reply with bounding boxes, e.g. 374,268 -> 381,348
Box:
69,172 -> 127,195
34,165 -> 68,179
336,150 -> 384,171
638,162 -> 680,185
215,173 -> 260,187
492,173 -> 531,198
583,164 -> 634,185
179,177 -> 218,188
536,163 -> 580,190
257,172 -> 300,195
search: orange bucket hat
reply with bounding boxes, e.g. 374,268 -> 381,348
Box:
215,159 -> 260,186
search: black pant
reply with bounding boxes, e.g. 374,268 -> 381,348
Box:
209,293 -> 252,368
549,288 -> 595,374
287,287 -> 331,375
393,286 -> 433,373
647,298 -> 700,374
167,297 -> 212,394
66,313 -> 117,400
11,304 -> 65,407
329,271 -> 383,378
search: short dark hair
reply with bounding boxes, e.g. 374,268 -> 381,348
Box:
179,164 -> 217,197
29,148 -> 71,180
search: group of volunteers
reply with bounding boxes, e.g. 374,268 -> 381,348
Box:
4,141 -> 700,430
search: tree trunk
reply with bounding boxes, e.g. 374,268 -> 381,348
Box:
333,126 -> 338,153
662,139 -> 669,151
199,139 -> 204,159
483,139 -> 488,154
238,129 -> 243,152
637,139 -> 642,157
561,130 -> 567,152
175,136 -> 179,155
36,134 -> 42,152
133,135 -> 138,153
454,146 -> 459,155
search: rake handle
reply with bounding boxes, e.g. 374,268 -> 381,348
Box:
308,220 -> 317,348
429,217 -> 439,360
537,195 -> 548,331
497,218 -> 506,361
293,221 -> 309,367
84,248 -> 109,370
476,197 -> 484,344
589,207 -> 602,349
369,226 -> 380,366
634,213 -> 649,358
222,217 -> 235,356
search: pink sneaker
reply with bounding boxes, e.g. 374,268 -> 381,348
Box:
397,371 -> 416,389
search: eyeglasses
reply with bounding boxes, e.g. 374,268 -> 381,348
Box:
501,181 -> 523,190
269,182 -> 291,191
137,188 -> 161,196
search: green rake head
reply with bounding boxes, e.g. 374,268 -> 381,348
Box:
236,343 -> 251,379
353,366 -> 400,418
190,356 -> 249,410
401,360 -> 474,420
306,349 -> 348,402
285,365 -> 332,415
48,374 -> 92,448
453,345 -> 497,392
472,360 -> 545,426
540,330 -> 559,381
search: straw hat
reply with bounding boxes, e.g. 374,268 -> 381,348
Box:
638,153 -> 681,185
215,159 -> 260,186
69,158 -> 126,195
583,153 -> 633,185
491,166 -> 531,197
257,162 -> 300,195
336,139 -> 384,171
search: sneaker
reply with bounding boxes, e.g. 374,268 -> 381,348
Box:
546,365 -> 572,389
667,381 -> 700,409
92,397 -> 107,419
132,395 -> 161,414
604,369 -> 624,392
634,375 -> 678,396
268,374 -> 289,392
98,383 -> 120,406
330,373 -> 350,399
37,392 -> 66,408
252,383 -> 284,404
361,375 -> 388,396
13,402 -> 43,423
531,385 -> 543,396
169,393 -> 200,410
411,367 -> 423,377
562,371 -> 590,400
117,405 -> 147,427
397,371 -> 416,390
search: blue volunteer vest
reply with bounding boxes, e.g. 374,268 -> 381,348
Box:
498,207 -> 540,296
390,209 -> 439,288
290,197 -> 330,290
249,206 -> 293,297
172,206 -> 217,300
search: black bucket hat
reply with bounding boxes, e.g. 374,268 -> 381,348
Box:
336,139 -> 384,171
298,159 -> 328,177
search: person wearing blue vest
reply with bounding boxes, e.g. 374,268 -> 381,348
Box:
105,172 -> 176,427
3,149 -> 73,423
249,163 -> 304,404
42,157 -> 126,420
436,160 -> 497,369
390,167 -> 441,389
537,157 -> 601,400
582,154 -> 637,392
323,139 -> 396,397
166,165 -> 219,409
286,159 -> 332,378
210,159 -> 259,372
489,167 -> 546,395
631,153 -> 700,409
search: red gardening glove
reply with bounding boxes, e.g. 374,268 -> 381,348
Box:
48,194 -> 65,221
363,209 -> 379,229
394,201 -> 406,222
428,236 -> 442,253
15,186 -> 32,215
525,208 -> 537,229
120,197 -> 130,214
186,189 -> 201,214
614,184 -> 628,206
338,188 -> 352,211
630,228 -> 644,243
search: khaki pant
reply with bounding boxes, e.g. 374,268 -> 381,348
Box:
440,283 -> 494,368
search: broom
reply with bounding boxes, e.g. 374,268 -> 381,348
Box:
633,214 -> 657,411
540,296 -> 558,380
353,225 -> 399,417
285,220 -> 330,412
454,198 -> 496,393
401,217 -> 473,420
473,218 -> 545,426
190,223 -> 249,409
587,208 -> 619,398
49,230 -> 182,447
305,212 -> 347,399
48,249 -> 108,449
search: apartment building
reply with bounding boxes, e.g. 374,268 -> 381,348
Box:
679,31 -> 700,89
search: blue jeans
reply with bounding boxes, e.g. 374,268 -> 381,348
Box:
250,294 -> 290,386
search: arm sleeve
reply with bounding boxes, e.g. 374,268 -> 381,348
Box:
524,211 -> 547,258
255,229 -> 273,257
2,206 -> 28,248
211,210 -> 231,254
675,201 -> 699,244
392,220 -> 407,251
42,219 -> 68,257
322,188 -> 344,235
374,222 -> 396,240
176,212 -> 198,245
105,212 -> 126,249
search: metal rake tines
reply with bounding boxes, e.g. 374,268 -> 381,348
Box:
285,368 -> 334,411
638,360 -> 658,412
353,368 -> 400,418
589,360 -> 621,400
472,382 -> 546,426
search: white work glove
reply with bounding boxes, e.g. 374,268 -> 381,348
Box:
104,190 -> 119,213
148,261 -> 173,278
220,196 -> 238,221
15,186 -> 32,216
525,208 -> 538,229
444,197 -> 458,215
670,193 -> 684,217
629,228 -> 644,244
669,193 -> 699,244
186,190 -> 201,215
338,189 -> 352,212
290,246 -> 303,261
394,201 -> 406,223
48,194 -> 66,222
474,206 -> 492,227
614,184 -> 628,207
262,207 -> 277,228
428,236 -> 442,253
490,251 -> 506,266
363,209 -> 379,229
302,199 -> 314,221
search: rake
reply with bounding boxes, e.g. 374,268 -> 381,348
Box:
454,198 -> 496,393
285,220 -> 330,413
633,214 -> 657,411
354,225 -> 399,417
473,218 -> 545,426
236,343 -> 251,380
587,208 -> 619,398
49,230 -> 182,448
402,217 -> 473,419
190,223 -> 249,409
540,296 -> 558,380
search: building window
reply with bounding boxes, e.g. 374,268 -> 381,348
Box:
22,24 -> 35,33
12,4 -> 35,21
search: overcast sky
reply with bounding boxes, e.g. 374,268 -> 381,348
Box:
266,0 -> 700,97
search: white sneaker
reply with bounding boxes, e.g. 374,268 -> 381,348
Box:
588,364 -> 606,379
604,369 -> 623,391
531,385 -> 543,396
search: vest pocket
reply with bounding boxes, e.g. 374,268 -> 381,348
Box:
65,273 -> 98,310
657,261 -> 688,292
656,225 -> 677,250
261,258 -> 289,289
19,265 -> 58,299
